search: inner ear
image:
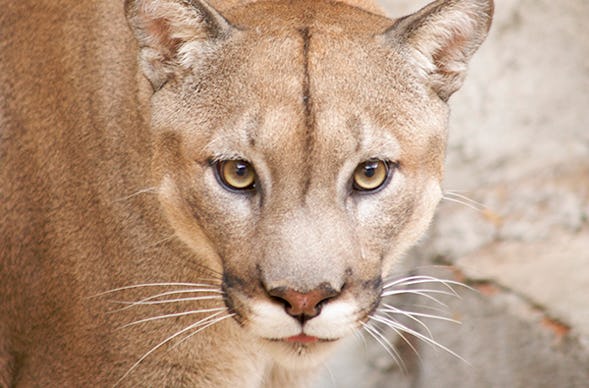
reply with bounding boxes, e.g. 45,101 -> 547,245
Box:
382,0 -> 494,101
125,0 -> 234,90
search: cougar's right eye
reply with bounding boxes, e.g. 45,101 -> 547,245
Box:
352,159 -> 392,193
214,160 -> 256,192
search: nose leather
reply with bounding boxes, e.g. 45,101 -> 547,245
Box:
268,285 -> 339,320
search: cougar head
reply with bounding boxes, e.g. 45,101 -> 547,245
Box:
125,0 -> 493,368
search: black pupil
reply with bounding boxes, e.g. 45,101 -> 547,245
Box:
364,162 -> 378,178
235,162 -> 248,177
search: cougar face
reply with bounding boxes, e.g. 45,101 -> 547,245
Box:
126,0 -> 492,370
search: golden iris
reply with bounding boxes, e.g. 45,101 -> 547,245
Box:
352,160 -> 389,191
217,160 -> 256,191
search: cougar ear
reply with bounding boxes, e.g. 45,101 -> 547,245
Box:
125,0 -> 233,90
382,0 -> 493,101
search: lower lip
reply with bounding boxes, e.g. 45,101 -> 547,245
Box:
284,334 -> 319,344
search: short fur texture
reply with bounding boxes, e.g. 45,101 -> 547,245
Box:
0,0 -> 492,386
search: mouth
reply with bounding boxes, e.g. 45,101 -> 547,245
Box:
266,333 -> 340,346
284,333 -> 320,344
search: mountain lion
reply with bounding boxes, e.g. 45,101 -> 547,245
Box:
0,0 -> 493,386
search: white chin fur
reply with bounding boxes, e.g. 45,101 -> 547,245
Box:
304,300 -> 358,339
248,301 -> 302,339
262,340 -> 339,370
246,299 -> 360,369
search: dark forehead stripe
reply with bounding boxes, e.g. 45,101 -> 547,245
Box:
299,27 -> 313,131
298,26 -> 314,198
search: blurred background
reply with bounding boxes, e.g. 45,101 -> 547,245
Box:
315,0 -> 589,387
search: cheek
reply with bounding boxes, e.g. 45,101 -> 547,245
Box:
188,163 -> 257,229
201,166 -> 255,219
353,173 -> 412,247
381,178 -> 442,273
156,175 -> 224,271
352,174 -> 441,264
157,163 -> 258,260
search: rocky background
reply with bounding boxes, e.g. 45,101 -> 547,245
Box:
315,0 -> 589,387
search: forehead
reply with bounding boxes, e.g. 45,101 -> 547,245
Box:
195,1 -> 446,174
223,0 -> 395,109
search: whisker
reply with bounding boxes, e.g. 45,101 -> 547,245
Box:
382,288 -> 457,298
379,305 -> 461,326
387,324 -> 422,363
361,322 -> 407,373
384,279 -> 464,293
381,289 -> 450,307
371,315 -> 437,347
383,275 -> 462,289
388,302 -> 451,316
168,313 -> 235,352
442,196 -> 483,213
112,295 -> 224,306
109,288 -> 223,311
90,282 -> 222,298
444,190 -> 486,209
377,304 -> 461,344
369,315 -> 467,364
378,307 -> 435,340
446,191 -> 504,227
113,311 -> 226,387
113,187 -> 158,203
110,295 -> 224,313
119,307 -> 227,329
383,275 -> 473,297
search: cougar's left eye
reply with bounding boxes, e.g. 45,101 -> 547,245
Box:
352,159 -> 392,192
215,160 -> 256,192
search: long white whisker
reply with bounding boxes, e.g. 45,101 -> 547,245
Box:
369,315 -> 467,364
381,290 -> 450,307
379,305 -> 461,326
383,275 -> 458,289
383,276 -> 473,302
109,289 -> 223,312
90,282 -> 221,298
168,313 -> 235,352
387,324 -> 422,363
361,322 -> 406,373
442,196 -> 483,212
110,296 -> 224,315
444,191 -> 486,208
371,315 -> 437,347
390,302 -> 451,316
119,307 -> 226,329
113,311 -> 226,387
378,304 -> 462,343
384,275 -> 467,288
382,288 -> 457,298
113,295 -> 223,306
378,308 -> 435,340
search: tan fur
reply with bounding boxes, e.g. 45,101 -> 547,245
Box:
0,0 -> 492,386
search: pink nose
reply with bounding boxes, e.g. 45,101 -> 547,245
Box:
268,286 -> 339,321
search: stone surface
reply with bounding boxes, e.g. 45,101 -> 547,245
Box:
315,0 -> 589,386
